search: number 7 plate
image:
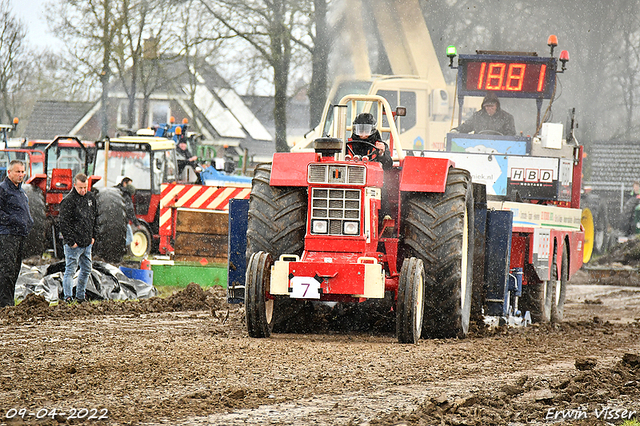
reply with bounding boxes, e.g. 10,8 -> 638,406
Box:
289,276 -> 321,299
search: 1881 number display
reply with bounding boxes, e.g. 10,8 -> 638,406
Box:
458,55 -> 557,99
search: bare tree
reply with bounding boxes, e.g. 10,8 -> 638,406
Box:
47,0 -> 122,137
296,0 -> 331,128
174,0 -> 227,133
0,0 -> 27,123
112,0 -> 177,130
199,0 -> 308,152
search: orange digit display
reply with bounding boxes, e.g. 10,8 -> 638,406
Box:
537,64 -> 547,92
485,63 -> 506,90
506,63 -> 526,91
476,62 -> 486,90
462,57 -> 555,98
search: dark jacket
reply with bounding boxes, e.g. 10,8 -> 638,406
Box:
0,178 -> 34,236
59,188 -> 98,248
456,105 -> 516,135
115,184 -> 140,226
348,130 -> 393,170
176,146 -> 194,161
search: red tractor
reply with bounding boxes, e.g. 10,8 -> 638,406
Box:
231,38 -> 586,343
22,136 -> 127,262
241,95 -> 474,343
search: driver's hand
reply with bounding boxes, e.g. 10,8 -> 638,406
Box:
375,141 -> 385,153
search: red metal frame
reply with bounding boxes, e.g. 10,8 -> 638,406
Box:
399,156 -> 452,192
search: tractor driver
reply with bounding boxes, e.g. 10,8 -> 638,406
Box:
454,93 -> 516,136
347,113 -> 393,170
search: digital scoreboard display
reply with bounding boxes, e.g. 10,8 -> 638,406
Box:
457,55 -> 557,99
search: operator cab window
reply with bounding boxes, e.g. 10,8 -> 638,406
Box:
374,90 -> 417,134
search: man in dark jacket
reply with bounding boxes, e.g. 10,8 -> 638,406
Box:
0,160 -> 34,307
347,113 -> 393,170
59,173 -> 98,303
115,177 -> 140,246
454,93 -> 516,135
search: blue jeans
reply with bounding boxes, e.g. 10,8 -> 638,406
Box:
126,224 -> 133,247
62,244 -> 93,300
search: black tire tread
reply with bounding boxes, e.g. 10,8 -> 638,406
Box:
23,185 -> 46,258
551,243 -> 569,323
396,257 -> 424,344
246,164 -> 307,260
94,188 -> 127,263
246,251 -> 274,338
401,168 -> 474,339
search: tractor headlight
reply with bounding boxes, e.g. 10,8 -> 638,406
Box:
312,220 -> 328,234
343,221 -> 359,235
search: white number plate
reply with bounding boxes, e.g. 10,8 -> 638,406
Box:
289,276 -> 321,299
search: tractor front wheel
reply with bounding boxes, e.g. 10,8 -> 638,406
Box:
396,257 -> 425,344
128,224 -> 152,258
246,251 -> 275,338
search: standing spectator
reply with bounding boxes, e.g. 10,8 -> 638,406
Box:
115,177 -> 140,247
59,173 -> 98,303
623,180 -> 640,236
0,160 -> 34,307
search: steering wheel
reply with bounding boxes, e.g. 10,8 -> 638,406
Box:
477,130 -> 504,136
347,140 -> 379,157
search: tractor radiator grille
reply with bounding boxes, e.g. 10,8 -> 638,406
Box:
308,164 -> 366,185
310,188 -> 361,236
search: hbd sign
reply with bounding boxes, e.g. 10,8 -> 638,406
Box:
510,168 -> 554,183
506,156 -> 572,201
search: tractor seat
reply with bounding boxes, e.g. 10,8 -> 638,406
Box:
50,168 -> 73,192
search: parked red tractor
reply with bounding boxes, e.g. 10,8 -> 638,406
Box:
21,136 -> 127,262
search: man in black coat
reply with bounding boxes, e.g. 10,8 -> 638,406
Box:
347,113 -> 393,170
0,160 -> 34,307
59,173 -> 98,303
115,177 -> 140,246
454,93 -> 516,136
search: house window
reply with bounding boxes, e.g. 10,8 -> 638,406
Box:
150,101 -> 170,127
117,101 -> 139,129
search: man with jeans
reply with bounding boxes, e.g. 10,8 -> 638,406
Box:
59,173 -> 98,303
0,160 -> 34,307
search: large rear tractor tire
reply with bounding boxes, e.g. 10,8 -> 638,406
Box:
23,184 -> 46,258
401,168 -> 474,339
246,164 -> 307,258
245,164 -> 308,332
551,243 -> 569,323
94,188 -> 127,263
245,251 -> 275,338
396,257 -> 425,344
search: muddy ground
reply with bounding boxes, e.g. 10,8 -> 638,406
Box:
1,270 -> 639,426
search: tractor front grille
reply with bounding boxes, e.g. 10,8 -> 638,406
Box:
310,188 -> 361,236
308,164 -> 366,185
